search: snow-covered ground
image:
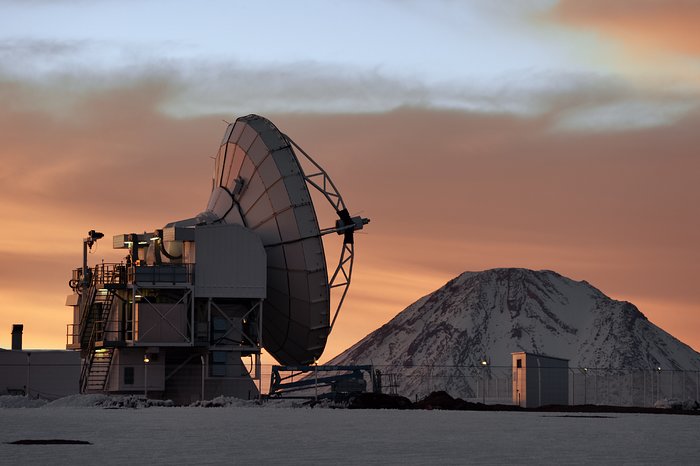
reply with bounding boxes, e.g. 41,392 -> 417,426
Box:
1,397 -> 699,465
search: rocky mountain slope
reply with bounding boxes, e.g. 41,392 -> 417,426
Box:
330,268 -> 700,401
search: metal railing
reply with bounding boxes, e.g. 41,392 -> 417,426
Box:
128,264 -> 194,285
363,365 -> 700,407
66,324 -> 80,348
92,263 -> 127,286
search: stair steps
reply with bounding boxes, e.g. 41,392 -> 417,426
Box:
85,348 -> 115,392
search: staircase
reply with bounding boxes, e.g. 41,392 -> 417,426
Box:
79,290 -> 116,349
78,264 -> 124,393
79,295 -> 118,392
83,347 -> 115,392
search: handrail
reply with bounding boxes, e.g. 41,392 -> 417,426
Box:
80,322 -> 98,392
66,324 -> 79,347
92,263 -> 127,286
77,286 -> 96,346
128,263 -> 194,285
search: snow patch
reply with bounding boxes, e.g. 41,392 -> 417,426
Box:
1,394 -> 174,409
0,395 -> 48,408
189,395 -> 258,408
653,398 -> 700,410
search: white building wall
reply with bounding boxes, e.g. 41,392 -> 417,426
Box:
108,348 -> 165,393
0,350 -> 80,399
512,352 -> 569,408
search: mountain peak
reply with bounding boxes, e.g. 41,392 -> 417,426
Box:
331,268 -> 700,399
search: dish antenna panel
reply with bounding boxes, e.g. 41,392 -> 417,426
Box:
200,115 -> 368,364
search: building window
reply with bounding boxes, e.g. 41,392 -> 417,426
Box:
516,359 -> 522,368
124,367 -> 134,385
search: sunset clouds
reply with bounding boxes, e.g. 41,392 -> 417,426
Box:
552,0 -> 700,57
0,1 -> 698,359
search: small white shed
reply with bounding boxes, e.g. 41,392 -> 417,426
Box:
512,352 -> 569,408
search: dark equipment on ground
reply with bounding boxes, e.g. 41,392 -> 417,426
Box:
268,364 -> 380,400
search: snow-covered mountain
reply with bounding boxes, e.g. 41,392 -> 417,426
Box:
330,268 -> 700,401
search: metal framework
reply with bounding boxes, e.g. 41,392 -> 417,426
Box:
131,285 -> 194,345
284,135 -> 369,331
207,298 -> 263,352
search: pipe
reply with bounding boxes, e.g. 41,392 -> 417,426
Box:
11,324 -> 23,350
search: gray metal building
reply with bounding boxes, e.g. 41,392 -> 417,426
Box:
65,224 -> 265,404
1,326 -> 80,399
512,351 -> 569,408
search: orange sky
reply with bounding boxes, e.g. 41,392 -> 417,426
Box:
1,81 -> 698,360
1,1 -> 699,361
552,0 -> 700,56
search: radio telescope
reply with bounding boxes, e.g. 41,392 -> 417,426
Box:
65,114 -> 368,403
199,114 -> 369,364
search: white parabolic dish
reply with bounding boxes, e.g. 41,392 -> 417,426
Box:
201,114 -> 358,365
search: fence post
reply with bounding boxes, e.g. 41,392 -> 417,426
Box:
629,372 -> 632,406
669,369 -> 676,398
682,370 -> 686,401
594,371 -> 597,405
656,368 -> 661,402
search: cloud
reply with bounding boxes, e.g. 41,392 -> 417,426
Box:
2,30 -> 700,134
0,47 -> 513,116
0,38 -> 85,58
554,99 -> 697,132
551,0 -> 700,58
3,33 -> 696,128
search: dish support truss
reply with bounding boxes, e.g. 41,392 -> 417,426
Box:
284,135 -> 370,331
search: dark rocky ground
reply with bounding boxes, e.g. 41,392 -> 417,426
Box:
345,390 -> 700,415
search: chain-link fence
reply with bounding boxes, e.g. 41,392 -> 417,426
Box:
568,368 -> 700,407
2,359 -> 699,407
367,365 -> 700,407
